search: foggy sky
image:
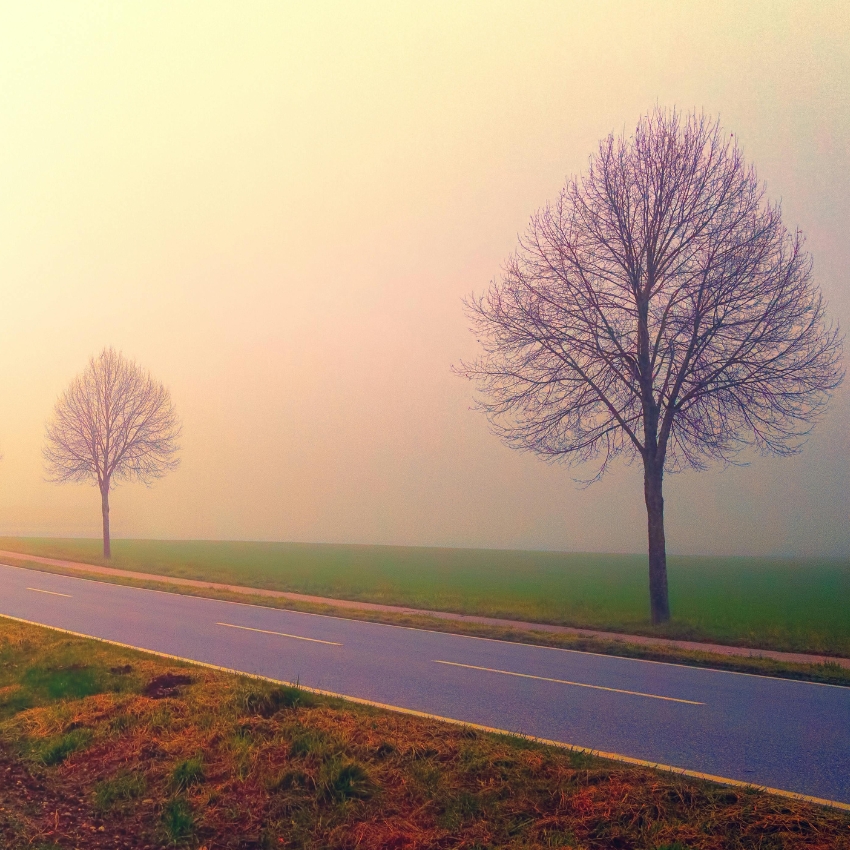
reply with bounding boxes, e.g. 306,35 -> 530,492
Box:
1,1 -> 848,557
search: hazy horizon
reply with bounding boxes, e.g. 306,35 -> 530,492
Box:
4,535 -> 850,563
1,2 -> 848,558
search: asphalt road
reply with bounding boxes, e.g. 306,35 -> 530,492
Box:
1,562 -> 848,806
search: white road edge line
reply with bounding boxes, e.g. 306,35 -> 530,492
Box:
434,659 -> 706,705
216,621 -> 342,646
26,587 -> 72,598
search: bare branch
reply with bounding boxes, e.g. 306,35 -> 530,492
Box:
43,348 -> 182,490
457,108 -> 844,476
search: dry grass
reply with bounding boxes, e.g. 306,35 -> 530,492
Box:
1,617 -> 848,850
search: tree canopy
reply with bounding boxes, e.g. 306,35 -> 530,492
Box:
459,109 -> 843,622
44,347 -> 181,557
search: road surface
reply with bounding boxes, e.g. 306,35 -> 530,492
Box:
1,562 -> 847,806
3,549 -> 846,669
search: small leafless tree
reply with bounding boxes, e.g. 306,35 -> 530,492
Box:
44,347 -> 181,559
458,109 -> 843,624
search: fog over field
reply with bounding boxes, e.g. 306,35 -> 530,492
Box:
0,2 -> 847,556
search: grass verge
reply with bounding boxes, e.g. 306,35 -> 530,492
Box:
0,616 -> 848,849
5,554 -> 850,688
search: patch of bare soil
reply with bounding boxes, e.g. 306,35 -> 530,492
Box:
143,673 -> 193,699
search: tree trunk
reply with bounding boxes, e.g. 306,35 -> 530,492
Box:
100,486 -> 111,560
643,460 -> 670,624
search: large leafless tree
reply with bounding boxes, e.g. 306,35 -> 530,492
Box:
459,109 -> 843,624
44,347 -> 181,559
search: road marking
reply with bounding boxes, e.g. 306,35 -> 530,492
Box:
216,622 -> 342,646
26,587 -> 72,598
0,612 -> 846,812
434,660 -> 705,704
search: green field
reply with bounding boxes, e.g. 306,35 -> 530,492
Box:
1,537 -> 849,656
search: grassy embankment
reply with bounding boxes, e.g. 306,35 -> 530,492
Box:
1,538 -> 849,658
1,617 -> 848,850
